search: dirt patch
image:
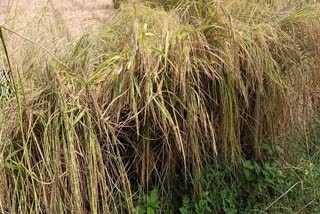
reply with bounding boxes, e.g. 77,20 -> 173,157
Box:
0,0 -> 114,39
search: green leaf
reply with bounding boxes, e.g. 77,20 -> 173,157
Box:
147,207 -> 155,214
135,205 -> 146,214
254,162 -> 261,174
148,188 -> 159,206
243,160 -> 254,170
5,160 -> 23,171
244,169 -> 251,180
275,145 -> 284,155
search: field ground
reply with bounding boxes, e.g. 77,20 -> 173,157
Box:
0,0 -> 113,39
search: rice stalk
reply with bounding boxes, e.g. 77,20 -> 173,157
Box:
1,0 -> 320,213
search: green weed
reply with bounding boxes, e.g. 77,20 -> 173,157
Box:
134,188 -> 161,214
178,119 -> 320,213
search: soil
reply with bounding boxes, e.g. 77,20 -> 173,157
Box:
0,0 -> 114,39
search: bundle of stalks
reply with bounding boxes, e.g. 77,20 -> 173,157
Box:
1,0 -> 320,212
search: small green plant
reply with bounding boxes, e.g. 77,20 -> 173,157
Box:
135,188 -> 160,214
178,153 -> 286,213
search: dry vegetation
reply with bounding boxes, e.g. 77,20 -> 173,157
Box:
0,0 -> 320,213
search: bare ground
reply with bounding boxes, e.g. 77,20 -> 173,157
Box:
0,0 -> 114,39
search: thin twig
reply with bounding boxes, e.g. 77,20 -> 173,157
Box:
264,182 -> 300,211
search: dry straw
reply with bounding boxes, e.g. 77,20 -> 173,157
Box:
1,0 -> 320,212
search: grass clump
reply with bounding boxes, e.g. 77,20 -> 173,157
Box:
1,0 -> 320,213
